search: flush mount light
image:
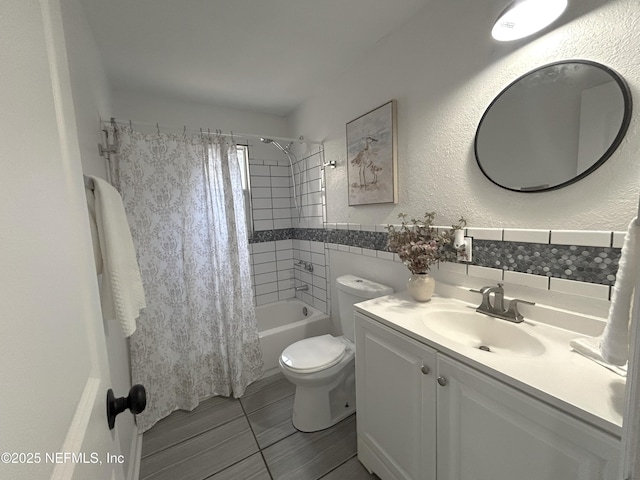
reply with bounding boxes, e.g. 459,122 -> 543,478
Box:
492,0 -> 568,42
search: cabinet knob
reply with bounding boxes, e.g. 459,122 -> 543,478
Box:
421,365 -> 430,375
437,376 -> 448,386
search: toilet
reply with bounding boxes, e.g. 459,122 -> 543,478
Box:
279,274 -> 393,432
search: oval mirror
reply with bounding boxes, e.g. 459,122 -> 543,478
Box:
474,60 -> 632,192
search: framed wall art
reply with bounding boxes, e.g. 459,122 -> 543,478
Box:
346,100 -> 398,206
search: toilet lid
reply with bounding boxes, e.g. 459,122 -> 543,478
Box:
281,335 -> 346,373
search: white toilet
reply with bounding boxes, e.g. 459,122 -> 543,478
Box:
279,274 -> 393,432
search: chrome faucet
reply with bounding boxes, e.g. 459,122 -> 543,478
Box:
470,283 -> 535,323
295,284 -> 309,292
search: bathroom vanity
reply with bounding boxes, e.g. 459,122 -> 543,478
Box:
354,292 -> 624,480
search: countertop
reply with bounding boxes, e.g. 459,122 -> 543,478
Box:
355,291 -> 625,438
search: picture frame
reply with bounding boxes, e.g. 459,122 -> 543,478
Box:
346,100 -> 398,206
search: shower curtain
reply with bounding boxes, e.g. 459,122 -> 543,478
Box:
109,126 -> 263,432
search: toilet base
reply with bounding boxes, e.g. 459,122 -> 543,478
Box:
281,357 -> 356,432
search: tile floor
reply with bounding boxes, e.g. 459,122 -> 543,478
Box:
139,373 -> 379,480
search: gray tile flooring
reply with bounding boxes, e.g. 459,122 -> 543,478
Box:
139,373 -> 379,480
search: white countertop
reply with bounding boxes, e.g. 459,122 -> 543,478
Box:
355,291 -> 625,438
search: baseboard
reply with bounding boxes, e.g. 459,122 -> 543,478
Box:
127,429 -> 143,480
357,438 -> 400,480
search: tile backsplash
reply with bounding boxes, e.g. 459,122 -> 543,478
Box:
248,223 -> 622,310
323,223 -> 623,301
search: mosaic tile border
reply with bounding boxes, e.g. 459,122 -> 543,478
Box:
249,226 -> 622,287
324,229 -> 387,250
473,240 -> 619,286
249,228 -> 294,243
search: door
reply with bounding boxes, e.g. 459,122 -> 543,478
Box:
355,313 -> 437,480
436,355 -> 621,480
0,1 -> 124,479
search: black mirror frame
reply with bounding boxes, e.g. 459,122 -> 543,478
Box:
474,59 -> 633,193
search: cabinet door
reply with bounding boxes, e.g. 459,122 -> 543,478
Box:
355,313 -> 438,480
436,355 -> 621,480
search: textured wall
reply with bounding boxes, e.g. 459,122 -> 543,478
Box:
289,0 -> 640,231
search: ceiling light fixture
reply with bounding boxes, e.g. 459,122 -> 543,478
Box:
492,0 -> 568,42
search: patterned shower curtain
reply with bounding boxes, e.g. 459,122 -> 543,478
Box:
109,127 -> 263,432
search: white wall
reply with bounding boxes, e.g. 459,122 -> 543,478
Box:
61,0 -> 112,178
289,0 -> 640,231
112,87 -> 290,139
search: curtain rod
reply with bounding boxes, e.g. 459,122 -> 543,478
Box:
100,118 -> 323,146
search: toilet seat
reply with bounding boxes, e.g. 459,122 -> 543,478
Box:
280,335 -> 347,374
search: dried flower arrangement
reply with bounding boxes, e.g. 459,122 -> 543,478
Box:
386,212 -> 467,274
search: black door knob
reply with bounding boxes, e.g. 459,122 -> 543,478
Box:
107,384 -> 146,430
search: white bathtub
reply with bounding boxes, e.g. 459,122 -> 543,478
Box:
256,299 -> 332,376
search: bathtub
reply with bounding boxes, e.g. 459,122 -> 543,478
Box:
256,299 -> 332,376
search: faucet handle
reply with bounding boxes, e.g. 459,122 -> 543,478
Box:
470,285 -> 492,295
506,298 -> 535,322
509,298 -> 535,307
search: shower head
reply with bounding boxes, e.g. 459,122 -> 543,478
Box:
261,137 -> 292,154
260,136 -> 301,220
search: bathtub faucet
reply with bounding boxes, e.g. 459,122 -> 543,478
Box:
295,285 -> 309,292
294,260 -> 314,273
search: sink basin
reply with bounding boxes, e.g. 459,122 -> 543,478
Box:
420,309 -> 545,357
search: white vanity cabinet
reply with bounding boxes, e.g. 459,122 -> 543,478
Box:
354,312 -> 621,480
355,312 -> 438,480
437,355 -> 620,480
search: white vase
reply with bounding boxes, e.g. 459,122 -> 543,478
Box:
407,273 -> 435,302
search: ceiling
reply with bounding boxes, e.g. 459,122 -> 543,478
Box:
79,0 -> 431,117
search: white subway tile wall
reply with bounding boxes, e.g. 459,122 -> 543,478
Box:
612,231 -> 626,248
249,158 -> 294,233
466,227 -> 503,241
503,228 -> 551,244
467,264 -> 504,281
549,277 -> 610,300
247,150 -> 329,312
249,241 -> 296,306
294,153 -> 325,230
503,270 -> 550,290
549,230 -> 611,247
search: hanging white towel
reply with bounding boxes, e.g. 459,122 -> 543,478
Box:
569,336 -> 627,376
85,186 -> 103,274
622,283 -> 640,480
569,217 -> 639,372
601,217 -> 640,366
89,175 -> 146,337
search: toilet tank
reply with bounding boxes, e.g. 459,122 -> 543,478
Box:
336,275 -> 393,341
